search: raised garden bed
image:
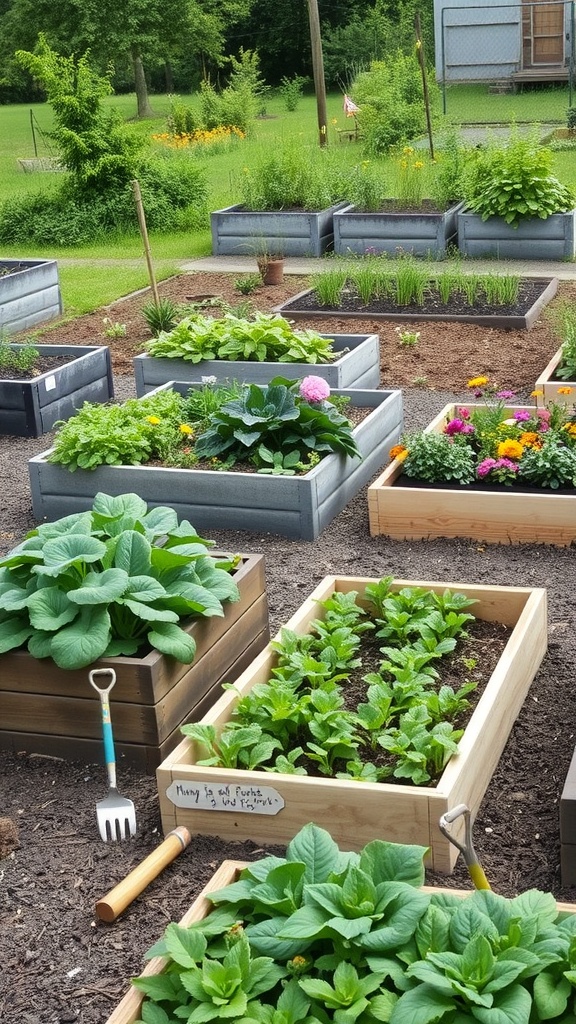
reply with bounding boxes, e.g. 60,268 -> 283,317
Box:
275,277 -> 558,330
155,573 -> 547,874
560,747 -> 576,885
0,553 -> 268,772
0,344 -> 113,437
0,258 -> 62,334
368,401 -> 576,547
28,382 -> 402,540
133,332 -> 380,396
534,347 -> 576,407
104,854 -> 576,1024
333,200 -> 464,257
457,208 -> 576,260
210,202 -> 348,257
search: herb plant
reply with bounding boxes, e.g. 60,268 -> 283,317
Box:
182,578 -> 478,786
0,491 -> 240,669
0,337 -> 40,375
145,311 -> 336,365
132,822 -> 576,1024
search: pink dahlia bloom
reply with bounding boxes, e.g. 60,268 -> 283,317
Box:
299,376 -> 331,403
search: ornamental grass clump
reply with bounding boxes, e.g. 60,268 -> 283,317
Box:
391,377 -> 576,489
0,491 -> 240,669
48,377 -> 360,476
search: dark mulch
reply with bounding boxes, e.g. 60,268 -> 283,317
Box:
1,268 -> 576,1024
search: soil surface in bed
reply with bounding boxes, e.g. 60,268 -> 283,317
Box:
1,269 -> 576,1024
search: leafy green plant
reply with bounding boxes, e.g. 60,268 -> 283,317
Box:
101,317 -> 126,338
132,822 -> 576,1024
401,432 -> 477,484
279,75 -> 307,112
462,130 -> 575,227
141,298 -> 181,336
234,274 -> 262,295
0,491 -> 240,669
236,142 -> 348,211
549,300 -> 576,379
0,337 -> 40,375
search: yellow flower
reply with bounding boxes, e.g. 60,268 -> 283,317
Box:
390,444 -> 408,463
179,423 -> 193,435
331,118 -> 338,125
146,415 -> 161,425
531,389 -> 544,397
402,146 -> 414,155
558,386 -> 574,395
563,423 -> 576,437
519,432 -> 541,449
497,439 -> 524,460
467,376 -> 489,388
413,161 -> 424,169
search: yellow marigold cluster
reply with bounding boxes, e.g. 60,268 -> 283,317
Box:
497,439 -> 524,459
151,125 -> 245,149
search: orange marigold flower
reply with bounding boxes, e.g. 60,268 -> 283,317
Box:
558,386 -> 574,395
390,444 -> 408,462
519,432 -> 541,448
563,423 -> 576,437
497,439 -> 524,459
146,415 -> 161,425
467,376 -> 489,388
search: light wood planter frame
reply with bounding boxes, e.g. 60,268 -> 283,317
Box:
534,347 -> 576,408
105,856 -> 575,1023
29,383 -> 403,540
133,333 -> 381,396
0,554 -> 269,772
368,402 -> 576,546
156,574 -> 547,874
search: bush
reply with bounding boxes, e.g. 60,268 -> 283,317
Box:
237,144 -> 348,211
352,54 -> 439,155
200,80 -> 256,134
279,75 -> 307,111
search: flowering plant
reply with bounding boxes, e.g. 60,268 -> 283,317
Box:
390,378 -> 576,489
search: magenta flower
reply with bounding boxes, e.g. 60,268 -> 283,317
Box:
477,457 -> 519,480
477,458 -> 497,478
445,418 -> 466,435
299,376 -> 331,403
513,410 -> 531,422
496,390 -> 516,400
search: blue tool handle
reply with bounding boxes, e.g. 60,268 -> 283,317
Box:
100,692 -> 117,769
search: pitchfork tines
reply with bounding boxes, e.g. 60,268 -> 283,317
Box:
89,669 -> 137,842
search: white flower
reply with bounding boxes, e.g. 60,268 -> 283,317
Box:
201,375 -> 218,385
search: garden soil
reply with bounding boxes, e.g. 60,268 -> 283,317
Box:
1,270 -> 576,1024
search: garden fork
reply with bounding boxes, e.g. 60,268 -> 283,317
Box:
88,669 -> 137,842
439,804 -> 491,889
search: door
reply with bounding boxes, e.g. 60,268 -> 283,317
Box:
522,0 -> 565,66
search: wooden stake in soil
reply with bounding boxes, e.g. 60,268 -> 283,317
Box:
414,13 -> 434,161
131,179 -> 161,307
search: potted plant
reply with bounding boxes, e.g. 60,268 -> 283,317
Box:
0,339 -> 114,437
333,139 -> 465,258
210,143 -> 349,257
256,250 -> 285,285
0,491 -> 269,769
28,377 -> 403,541
105,823 -> 576,1024
133,310 -> 380,394
368,377 -> 576,546
155,572 -> 546,873
535,300 -> 576,406
0,257 -> 62,334
457,131 -> 576,259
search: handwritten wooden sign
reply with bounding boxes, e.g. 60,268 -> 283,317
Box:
166,780 -> 285,815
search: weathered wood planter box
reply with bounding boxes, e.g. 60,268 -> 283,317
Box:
275,278 -> 558,331
457,208 -> 576,259
0,344 -> 113,437
28,383 -> 403,540
534,347 -> 576,407
0,258 -> 62,334
0,554 -> 268,773
368,402 -> 576,546
156,574 -> 547,874
105,858 -> 574,1024
333,200 -> 464,257
210,202 -> 348,257
133,333 -> 381,396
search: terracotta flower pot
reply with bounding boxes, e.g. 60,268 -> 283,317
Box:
257,257 -> 284,285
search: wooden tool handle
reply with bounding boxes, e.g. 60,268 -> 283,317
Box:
95,826 -> 191,923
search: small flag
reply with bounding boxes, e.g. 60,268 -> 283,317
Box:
343,94 -> 360,117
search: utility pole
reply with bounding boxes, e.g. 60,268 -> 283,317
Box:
307,0 -> 328,147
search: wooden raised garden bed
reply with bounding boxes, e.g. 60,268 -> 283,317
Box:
156,574 -> 547,873
275,277 -> 558,331
368,402 -> 576,546
28,383 -> 403,540
534,347 -> 576,407
0,258 -> 62,334
0,554 -> 268,772
210,202 -> 348,257
133,332 -> 381,396
333,200 -> 464,258
561,748 -> 576,886
104,857 -> 575,1024
0,344 -> 114,437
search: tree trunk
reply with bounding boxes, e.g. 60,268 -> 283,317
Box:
164,60 -> 174,94
131,43 -> 155,118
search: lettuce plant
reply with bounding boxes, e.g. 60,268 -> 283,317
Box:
132,823 -> 576,1024
0,492 -> 240,669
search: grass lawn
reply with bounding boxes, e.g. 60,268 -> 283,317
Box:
1,85 -> 575,316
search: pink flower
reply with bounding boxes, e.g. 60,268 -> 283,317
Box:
299,376 -> 331,403
445,418 -> 475,436
496,390 -> 516,400
537,408 -> 551,420
477,457 -> 497,478
513,410 -> 531,422
457,407 -> 470,419
477,457 -> 519,480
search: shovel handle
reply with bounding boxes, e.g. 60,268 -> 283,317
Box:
89,669 -> 117,785
95,827 -> 191,922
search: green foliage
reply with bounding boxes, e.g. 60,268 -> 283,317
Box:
549,301 -> 576,379
402,433 -> 477,485
352,53 -> 440,155
141,297 -> 181,336
519,439 -> 576,489
236,143 -> 349,211
279,75 -> 307,112
0,338 -> 40,375
200,79 -> 256,135
167,96 -> 200,136
462,131 -> 575,227
145,311 -> 336,365
0,492 -> 240,669
567,107 -> 576,130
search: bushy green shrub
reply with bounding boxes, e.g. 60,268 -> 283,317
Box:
352,53 -> 439,155
200,80 -> 256,134
237,144 -> 348,211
